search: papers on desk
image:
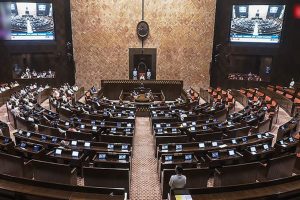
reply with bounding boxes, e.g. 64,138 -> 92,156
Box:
219,144 -> 227,148
175,195 -> 193,200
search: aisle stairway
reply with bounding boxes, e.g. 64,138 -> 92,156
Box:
130,117 -> 162,200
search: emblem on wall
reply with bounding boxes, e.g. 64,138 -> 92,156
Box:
137,20 -> 149,40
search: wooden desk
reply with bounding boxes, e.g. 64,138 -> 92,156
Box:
244,144 -> 275,162
14,141 -> 45,160
0,173 -> 125,200
158,153 -> 198,176
0,136 -> 14,153
47,149 -> 85,168
156,133 -> 274,159
274,137 -> 298,155
92,152 -> 131,169
101,80 -> 183,101
14,131 -> 61,149
206,149 -> 243,168
170,175 -> 300,200
67,141 -> 132,156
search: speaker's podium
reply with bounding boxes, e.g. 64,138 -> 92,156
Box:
100,80 -> 184,101
100,80 -> 186,116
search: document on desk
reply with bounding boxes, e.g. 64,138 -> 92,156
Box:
175,195 -> 193,200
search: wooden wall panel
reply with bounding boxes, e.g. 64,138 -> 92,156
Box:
71,0 -> 216,90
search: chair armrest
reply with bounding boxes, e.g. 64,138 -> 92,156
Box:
71,167 -> 77,175
215,168 -> 221,175
256,162 -> 267,182
70,167 -> 77,185
236,152 -> 244,157
23,160 -> 33,179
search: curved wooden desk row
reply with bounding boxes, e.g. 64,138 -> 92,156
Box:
0,173 -> 126,200
0,85 -> 21,106
170,175 -> 300,200
265,85 -> 300,117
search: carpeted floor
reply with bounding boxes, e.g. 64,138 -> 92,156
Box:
130,117 -> 162,200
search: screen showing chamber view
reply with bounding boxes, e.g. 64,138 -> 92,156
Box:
230,5 -> 285,43
0,2 -> 55,40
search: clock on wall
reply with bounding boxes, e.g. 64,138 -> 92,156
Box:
137,21 -> 149,40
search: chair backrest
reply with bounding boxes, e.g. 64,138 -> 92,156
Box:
0,123 -> 10,137
214,108 -> 227,122
257,118 -> 271,133
16,116 -> 34,131
83,167 -> 130,194
214,162 -> 264,187
38,124 -> 63,137
25,159 -> 77,185
194,131 -> 223,141
224,126 -> 251,139
0,152 -> 24,177
101,134 -> 133,144
266,153 -> 297,180
161,168 -> 212,199
235,126 -> 251,138
155,135 -> 188,147
66,130 -> 94,141
57,107 -> 73,121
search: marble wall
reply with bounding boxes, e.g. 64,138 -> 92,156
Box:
71,0 -> 216,90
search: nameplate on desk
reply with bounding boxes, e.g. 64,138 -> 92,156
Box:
175,195 -> 192,200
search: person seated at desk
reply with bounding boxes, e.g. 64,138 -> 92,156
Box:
289,78 -> 295,89
90,86 -> 97,94
169,165 -> 187,190
68,124 -> 79,132
85,91 -> 91,102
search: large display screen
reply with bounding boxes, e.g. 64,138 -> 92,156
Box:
230,5 -> 285,43
0,2 -> 55,40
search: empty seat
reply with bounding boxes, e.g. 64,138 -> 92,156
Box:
257,118 -> 271,133
83,167 -> 130,194
57,107 -> 74,121
38,124 -> 64,137
194,131 -> 223,141
101,134 -> 133,144
224,126 -> 251,139
214,162 -> 265,187
15,116 -> 35,131
0,152 -> 24,177
214,108 -> 227,122
264,153 -> 297,180
25,159 -> 77,185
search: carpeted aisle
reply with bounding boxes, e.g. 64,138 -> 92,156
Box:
130,117 -> 162,200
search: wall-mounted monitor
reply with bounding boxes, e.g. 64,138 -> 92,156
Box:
230,5 -> 286,43
0,2 -> 55,40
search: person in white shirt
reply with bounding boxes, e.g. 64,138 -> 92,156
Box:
290,78 -> 295,88
169,165 -> 186,189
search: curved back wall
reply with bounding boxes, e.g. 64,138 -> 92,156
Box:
71,0 -> 216,90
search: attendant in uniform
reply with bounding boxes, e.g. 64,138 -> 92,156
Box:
169,165 -> 186,190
